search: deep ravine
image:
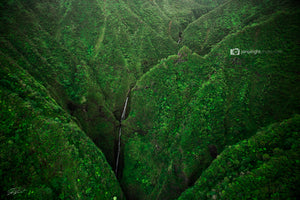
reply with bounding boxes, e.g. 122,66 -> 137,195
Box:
115,96 -> 129,177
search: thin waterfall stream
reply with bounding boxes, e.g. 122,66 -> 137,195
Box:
115,96 -> 129,176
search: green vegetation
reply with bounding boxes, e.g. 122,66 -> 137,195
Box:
183,0 -> 298,55
1,0 -> 299,199
121,8 -> 299,199
179,115 -> 300,199
0,62 -> 124,199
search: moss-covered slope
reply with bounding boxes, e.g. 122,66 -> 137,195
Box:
121,8 -> 299,200
178,115 -> 300,199
0,62 -> 124,199
183,0 -> 298,55
1,0 -> 299,199
1,0 -> 221,199
0,0 -> 221,167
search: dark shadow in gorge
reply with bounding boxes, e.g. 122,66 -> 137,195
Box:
113,88 -> 132,179
67,101 -> 78,115
113,131 -> 125,180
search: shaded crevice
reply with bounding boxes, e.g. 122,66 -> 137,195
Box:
113,125 -> 125,179
114,89 -> 131,179
67,101 -> 79,116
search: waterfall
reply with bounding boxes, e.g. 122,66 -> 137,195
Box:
115,127 -> 122,175
115,96 -> 129,176
121,97 -> 129,120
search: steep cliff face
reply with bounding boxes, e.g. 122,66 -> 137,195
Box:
1,0 -> 299,199
178,115 -> 300,199
0,0 -> 216,167
0,59 -> 125,199
0,0 -> 169,168
183,0 -> 298,55
121,2 -> 299,199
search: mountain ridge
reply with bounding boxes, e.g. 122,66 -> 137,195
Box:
1,0 -> 299,199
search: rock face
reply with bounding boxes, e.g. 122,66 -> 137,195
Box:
1,0 -> 299,199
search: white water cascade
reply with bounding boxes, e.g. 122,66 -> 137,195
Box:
115,96 -> 129,176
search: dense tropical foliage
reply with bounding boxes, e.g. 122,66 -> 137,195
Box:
1,0 -> 299,199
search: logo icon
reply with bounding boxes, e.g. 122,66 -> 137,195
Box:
230,48 -> 240,55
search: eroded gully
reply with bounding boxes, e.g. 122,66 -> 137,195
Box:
115,95 -> 129,177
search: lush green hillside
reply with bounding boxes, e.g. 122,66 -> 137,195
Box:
121,7 -> 299,200
0,61 -> 124,199
178,115 -> 300,199
0,0 -> 219,167
183,0 -> 298,55
0,0 -> 299,199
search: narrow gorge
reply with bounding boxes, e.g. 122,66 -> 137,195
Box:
1,0 -> 299,199
115,95 -> 129,177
